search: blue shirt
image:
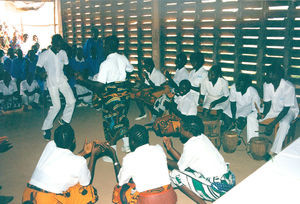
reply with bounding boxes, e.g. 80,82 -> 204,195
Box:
83,38 -> 105,62
11,58 -> 25,80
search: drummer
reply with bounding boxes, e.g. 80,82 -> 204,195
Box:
188,52 -> 207,104
163,116 -> 235,203
222,74 -> 261,142
166,79 -> 198,119
165,53 -> 189,91
134,58 -> 166,121
199,64 -> 229,117
260,64 -> 299,155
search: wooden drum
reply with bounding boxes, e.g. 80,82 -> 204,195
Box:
223,131 -> 239,153
153,114 -> 181,136
202,119 -> 221,150
249,137 -> 270,160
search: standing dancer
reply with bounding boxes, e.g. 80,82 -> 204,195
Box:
36,34 -> 76,140
77,35 -> 134,159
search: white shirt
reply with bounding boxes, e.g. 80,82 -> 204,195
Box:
0,80 -> 17,96
223,84 -> 261,118
145,68 -> 166,86
20,80 -> 39,96
173,67 -> 189,85
36,49 -> 69,88
29,141 -> 91,194
201,77 -> 229,110
96,52 -> 133,84
263,79 -> 299,118
188,67 -> 208,88
174,90 -> 198,116
118,144 -> 171,192
178,135 -> 228,178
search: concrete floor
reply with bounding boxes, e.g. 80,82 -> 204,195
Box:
1,102 -> 293,204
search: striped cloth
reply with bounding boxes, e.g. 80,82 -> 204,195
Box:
170,165 -> 235,202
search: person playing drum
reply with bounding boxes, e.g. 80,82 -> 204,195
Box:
163,116 -> 235,203
100,124 -> 177,204
166,79 -> 198,118
259,64 -> 299,155
165,53 -> 189,91
222,74 -> 261,142
199,64 -> 229,118
134,58 -> 166,121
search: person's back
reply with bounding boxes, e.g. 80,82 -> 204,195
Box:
119,144 -> 170,192
29,140 -> 90,194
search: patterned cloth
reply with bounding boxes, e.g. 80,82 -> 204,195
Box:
153,114 -> 181,136
22,183 -> 98,204
0,97 -> 21,112
170,166 -> 235,202
100,82 -> 130,142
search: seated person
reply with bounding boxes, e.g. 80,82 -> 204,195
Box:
188,52 -> 207,103
166,79 -> 198,118
163,116 -> 235,203
20,73 -> 41,111
69,46 -> 87,95
260,64 -> 299,155
0,71 -> 21,111
200,65 -> 229,117
11,49 -> 25,90
22,124 -> 102,204
166,53 -> 189,91
101,124 -> 177,204
135,58 -> 166,121
3,48 -> 15,74
223,74 -> 261,141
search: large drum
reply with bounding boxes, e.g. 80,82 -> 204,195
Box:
223,131 -> 239,153
202,118 -> 221,150
153,114 -> 181,136
248,137 -> 270,160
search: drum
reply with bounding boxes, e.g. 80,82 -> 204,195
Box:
202,119 -> 221,150
248,137 -> 270,160
153,114 -> 181,136
223,131 -> 239,153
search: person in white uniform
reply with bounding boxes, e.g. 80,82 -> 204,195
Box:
166,79 -> 198,118
200,65 -> 229,117
166,53 -> 189,91
188,52 -> 208,103
163,116 -> 235,203
135,58 -> 166,121
77,35 -> 134,157
36,34 -> 76,140
0,71 -> 21,111
260,64 -> 299,155
20,73 -> 41,111
22,124 -> 102,204
223,74 -> 261,142
101,124 -> 177,204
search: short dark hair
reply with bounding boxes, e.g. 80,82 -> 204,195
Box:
143,58 -> 155,68
54,125 -> 75,150
128,124 -> 149,151
52,34 -> 63,46
210,64 -> 222,78
237,73 -> 252,89
182,116 -> 204,136
266,63 -> 285,79
104,35 -> 119,52
176,53 -> 187,66
179,79 -> 191,91
190,52 -> 204,68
